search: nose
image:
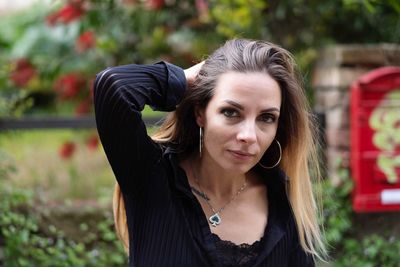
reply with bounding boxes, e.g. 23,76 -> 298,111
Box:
237,121 -> 257,144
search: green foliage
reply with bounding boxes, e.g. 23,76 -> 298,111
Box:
0,150 -> 17,180
0,152 -> 127,267
0,129 -> 114,202
0,90 -> 33,117
321,166 -> 353,246
261,0 -> 400,52
1,0 -> 399,116
320,160 -> 400,266
336,235 -> 400,267
0,0 -> 219,116
211,0 -> 267,38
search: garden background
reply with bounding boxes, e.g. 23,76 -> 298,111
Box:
1,0 -> 400,266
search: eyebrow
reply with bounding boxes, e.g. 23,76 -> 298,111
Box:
223,100 -> 280,113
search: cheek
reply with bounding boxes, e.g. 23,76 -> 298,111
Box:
261,138 -> 273,153
258,129 -> 278,152
204,118 -> 233,147
205,123 -> 228,144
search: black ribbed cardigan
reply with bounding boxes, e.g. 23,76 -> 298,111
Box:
93,61 -> 315,267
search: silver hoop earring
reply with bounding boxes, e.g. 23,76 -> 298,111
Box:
259,139 -> 282,169
199,127 -> 203,157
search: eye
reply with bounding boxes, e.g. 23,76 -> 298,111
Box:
259,113 -> 277,123
221,108 -> 239,118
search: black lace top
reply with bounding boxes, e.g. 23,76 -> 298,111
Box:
212,233 -> 263,267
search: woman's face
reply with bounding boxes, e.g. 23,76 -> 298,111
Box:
196,71 -> 281,174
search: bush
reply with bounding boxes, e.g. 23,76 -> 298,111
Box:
0,151 -> 127,267
320,161 -> 400,266
2,0 -> 398,117
336,235 -> 400,267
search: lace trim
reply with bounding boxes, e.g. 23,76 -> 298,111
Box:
212,233 -> 263,266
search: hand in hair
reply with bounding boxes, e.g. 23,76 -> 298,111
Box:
184,61 -> 204,87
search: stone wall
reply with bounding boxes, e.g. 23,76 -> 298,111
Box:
312,44 -> 400,184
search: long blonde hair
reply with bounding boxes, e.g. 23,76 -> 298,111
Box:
113,39 -> 327,260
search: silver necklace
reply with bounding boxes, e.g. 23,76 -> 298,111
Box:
190,165 -> 247,227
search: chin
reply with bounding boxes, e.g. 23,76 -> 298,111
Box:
224,161 -> 254,174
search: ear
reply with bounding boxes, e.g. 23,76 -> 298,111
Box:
194,105 -> 205,127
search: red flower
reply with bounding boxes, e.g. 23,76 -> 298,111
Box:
195,0 -> 209,21
146,0 -> 164,10
75,31 -> 96,52
59,141 -> 76,159
10,58 -> 37,87
46,13 -> 59,26
46,0 -> 85,26
88,78 -> 95,100
53,73 -> 86,99
86,134 -> 99,151
75,98 -> 91,115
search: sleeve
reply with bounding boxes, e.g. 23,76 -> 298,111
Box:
288,243 -> 315,266
93,61 -> 187,196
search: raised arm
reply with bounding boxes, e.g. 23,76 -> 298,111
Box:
93,62 -> 186,195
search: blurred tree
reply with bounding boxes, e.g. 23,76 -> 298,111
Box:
259,0 -> 400,51
0,0 -> 399,116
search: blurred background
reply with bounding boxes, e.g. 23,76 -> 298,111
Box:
0,0 -> 399,266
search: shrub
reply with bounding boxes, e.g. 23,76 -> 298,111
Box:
0,151 -> 127,267
320,160 -> 400,266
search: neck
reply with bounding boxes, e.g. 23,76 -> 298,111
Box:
191,154 -> 248,200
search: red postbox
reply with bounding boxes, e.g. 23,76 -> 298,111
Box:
350,66 -> 400,212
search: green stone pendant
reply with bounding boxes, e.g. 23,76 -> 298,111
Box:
209,213 -> 221,227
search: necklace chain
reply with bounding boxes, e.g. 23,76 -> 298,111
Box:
190,164 -> 247,227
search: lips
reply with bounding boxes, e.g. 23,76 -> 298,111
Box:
228,150 -> 255,160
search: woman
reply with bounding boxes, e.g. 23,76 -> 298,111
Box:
94,39 -> 326,266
